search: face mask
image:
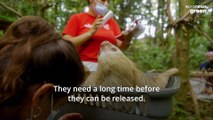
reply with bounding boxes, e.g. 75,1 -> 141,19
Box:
93,0 -> 108,15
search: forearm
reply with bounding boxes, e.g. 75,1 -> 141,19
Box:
117,31 -> 134,50
63,32 -> 92,47
119,41 -> 131,50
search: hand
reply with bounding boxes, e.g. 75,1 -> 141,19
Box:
58,113 -> 83,120
89,16 -> 103,35
122,29 -> 134,43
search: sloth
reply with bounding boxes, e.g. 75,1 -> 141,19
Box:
83,41 -> 178,89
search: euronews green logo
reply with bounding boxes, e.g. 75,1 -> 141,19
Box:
185,5 -> 210,14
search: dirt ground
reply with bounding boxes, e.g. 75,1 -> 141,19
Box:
190,77 -> 213,101
189,78 -> 213,119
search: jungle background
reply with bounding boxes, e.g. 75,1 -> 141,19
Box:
0,0 -> 212,119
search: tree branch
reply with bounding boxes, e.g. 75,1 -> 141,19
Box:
0,2 -> 22,17
193,25 -> 213,44
39,0 -> 53,18
166,0 -> 174,24
190,71 -> 213,77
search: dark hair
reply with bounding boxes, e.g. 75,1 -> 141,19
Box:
207,46 -> 213,52
0,16 -> 84,106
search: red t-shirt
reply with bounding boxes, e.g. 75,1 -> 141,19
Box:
63,12 -> 122,62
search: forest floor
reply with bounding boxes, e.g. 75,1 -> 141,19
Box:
185,98 -> 213,120
169,78 -> 213,120
189,78 -> 213,120
190,77 -> 213,100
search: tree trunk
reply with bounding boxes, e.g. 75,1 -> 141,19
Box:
176,0 -> 201,119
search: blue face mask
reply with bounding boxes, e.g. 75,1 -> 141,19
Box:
93,0 -> 108,15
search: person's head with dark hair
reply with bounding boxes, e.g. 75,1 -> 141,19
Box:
0,16 -> 84,120
207,46 -> 213,52
206,46 -> 213,62
200,45 -> 213,95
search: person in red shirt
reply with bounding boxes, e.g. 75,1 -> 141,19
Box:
63,0 -> 134,71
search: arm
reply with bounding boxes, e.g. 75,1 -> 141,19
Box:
63,32 -> 93,47
113,20 -> 137,50
116,30 -> 134,50
63,16 -> 103,47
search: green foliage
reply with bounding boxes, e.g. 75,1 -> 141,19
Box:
189,35 -> 210,70
169,98 -> 188,120
0,15 -> 16,22
0,31 -> 3,37
189,11 -> 213,70
109,0 -> 143,29
124,39 -> 174,71
124,31 -> 210,72
169,97 -> 213,120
